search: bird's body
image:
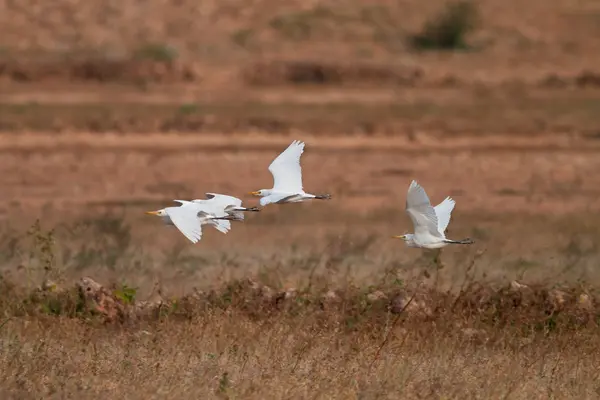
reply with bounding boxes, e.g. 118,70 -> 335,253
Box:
146,193 -> 259,243
190,193 -> 259,227
146,201 -> 227,244
249,140 -> 331,206
392,180 -> 473,249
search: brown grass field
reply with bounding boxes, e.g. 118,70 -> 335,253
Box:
1,0 -> 600,398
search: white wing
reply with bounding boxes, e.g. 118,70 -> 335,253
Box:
209,219 -> 231,234
187,199 -> 231,234
198,203 -> 231,234
165,206 -> 203,244
268,140 -> 305,192
204,193 -> 243,208
405,180 -> 441,238
434,196 -> 456,236
190,198 -> 228,218
259,193 -> 298,207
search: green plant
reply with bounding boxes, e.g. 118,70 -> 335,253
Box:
40,298 -> 64,316
231,29 -> 255,48
177,103 -> 199,115
217,371 -> 230,396
114,283 -> 137,305
134,43 -> 178,62
410,1 -> 479,50
25,220 -> 60,284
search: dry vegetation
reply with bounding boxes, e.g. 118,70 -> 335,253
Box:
2,214 -> 600,398
2,0 -> 600,398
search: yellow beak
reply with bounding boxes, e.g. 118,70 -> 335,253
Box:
391,235 -> 404,239
145,211 -> 160,215
248,191 -> 260,196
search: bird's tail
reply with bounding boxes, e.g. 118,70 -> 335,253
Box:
197,211 -> 232,233
225,205 -> 260,213
224,213 -> 245,222
314,194 -> 332,200
222,206 -> 260,222
208,219 -> 231,233
443,238 -> 474,245
210,213 -> 244,222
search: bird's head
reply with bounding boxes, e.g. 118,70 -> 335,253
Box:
248,189 -> 269,197
391,234 -> 413,242
145,209 -> 167,217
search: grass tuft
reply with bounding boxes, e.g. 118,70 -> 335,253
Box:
134,43 -> 178,62
410,1 -> 479,51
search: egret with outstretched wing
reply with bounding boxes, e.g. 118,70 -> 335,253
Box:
249,140 -> 332,206
392,180 -> 473,249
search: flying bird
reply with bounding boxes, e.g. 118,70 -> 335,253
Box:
146,194 -> 259,243
249,140 -> 331,206
145,201 -> 239,244
191,193 -> 260,227
392,180 -> 474,249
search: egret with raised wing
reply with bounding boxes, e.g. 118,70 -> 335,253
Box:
249,140 -> 332,207
392,180 -> 474,249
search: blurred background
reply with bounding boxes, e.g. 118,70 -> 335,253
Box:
0,0 -> 599,295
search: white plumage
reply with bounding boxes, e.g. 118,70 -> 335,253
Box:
146,193 -> 259,244
393,180 -> 473,249
249,140 -> 331,206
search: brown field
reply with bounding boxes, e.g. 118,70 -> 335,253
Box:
2,0 -> 600,398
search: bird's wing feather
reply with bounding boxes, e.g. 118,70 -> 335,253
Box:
224,205 -> 245,220
190,200 -> 226,217
187,201 -> 231,233
259,193 -> 299,207
197,211 -> 237,227
434,196 -> 456,236
210,219 -> 231,233
198,204 -> 231,233
268,140 -> 305,192
173,200 -> 190,205
165,206 -> 203,244
405,180 -> 441,238
205,193 -> 243,208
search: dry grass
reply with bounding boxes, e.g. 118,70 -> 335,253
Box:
1,218 -> 600,398
1,310 -> 598,399
2,308 -> 600,399
1,1 -> 600,397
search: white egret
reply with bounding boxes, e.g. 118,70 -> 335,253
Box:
392,180 -> 473,249
189,193 -> 260,232
249,140 -> 331,206
145,201 -> 240,244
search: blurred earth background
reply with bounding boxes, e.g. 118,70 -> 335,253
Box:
1,1 -> 600,398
